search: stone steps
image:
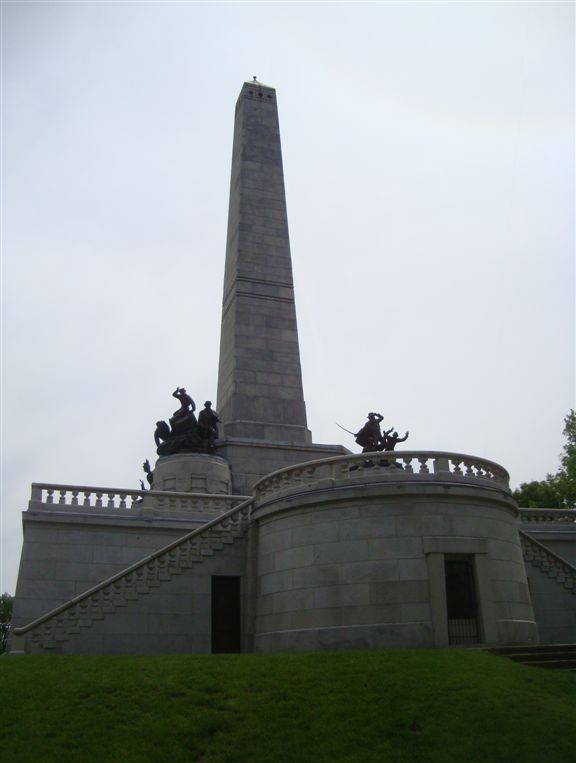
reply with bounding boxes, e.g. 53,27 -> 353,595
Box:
488,644 -> 576,670
519,531 -> 576,594
15,498 -> 253,653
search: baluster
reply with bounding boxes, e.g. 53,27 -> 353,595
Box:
451,459 -> 463,475
402,457 -> 413,473
464,461 -> 474,476
83,490 -> 91,507
106,493 -> 115,509
46,488 -> 54,504
59,489 -> 67,505
71,490 -> 79,506
119,493 -> 127,509
417,457 -> 429,474
95,492 -> 103,508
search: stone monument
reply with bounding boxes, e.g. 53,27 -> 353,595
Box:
9,81 -> 575,656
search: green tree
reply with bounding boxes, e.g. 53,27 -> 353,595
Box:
0,593 -> 13,654
513,409 -> 576,508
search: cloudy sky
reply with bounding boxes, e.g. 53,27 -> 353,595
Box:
1,1 -> 573,593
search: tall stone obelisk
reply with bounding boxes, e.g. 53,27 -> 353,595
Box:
217,80 -> 311,445
216,81 -> 347,494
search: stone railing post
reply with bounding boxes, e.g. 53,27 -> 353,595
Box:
433,456 -> 450,476
28,484 -> 43,507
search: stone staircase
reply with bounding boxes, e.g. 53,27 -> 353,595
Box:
488,644 -> 576,670
12,498 -> 253,654
519,530 -> 576,594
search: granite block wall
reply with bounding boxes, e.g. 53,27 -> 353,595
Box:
251,482 -> 538,651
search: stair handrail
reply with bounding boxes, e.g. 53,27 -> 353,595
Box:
519,529 -> 576,578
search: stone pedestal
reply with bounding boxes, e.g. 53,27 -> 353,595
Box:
152,453 -> 232,495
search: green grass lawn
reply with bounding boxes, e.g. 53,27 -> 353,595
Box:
2,649 -> 575,763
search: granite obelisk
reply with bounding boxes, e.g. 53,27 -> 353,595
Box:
217,80 -> 311,445
216,81 -> 347,494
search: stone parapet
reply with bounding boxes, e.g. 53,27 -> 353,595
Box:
520,509 -> 576,524
28,482 -> 248,518
253,450 -> 511,505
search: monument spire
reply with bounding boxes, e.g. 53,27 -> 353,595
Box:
216,81 -> 311,445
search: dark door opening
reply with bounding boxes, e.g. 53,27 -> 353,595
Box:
211,576 -> 241,653
444,556 -> 480,645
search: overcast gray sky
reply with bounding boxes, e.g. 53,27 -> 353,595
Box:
1,1 -> 574,594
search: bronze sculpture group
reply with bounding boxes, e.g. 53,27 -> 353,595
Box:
153,387 -> 221,457
141,391 -> 408,488
151,397 -> 407,459
354,412 -> 409,453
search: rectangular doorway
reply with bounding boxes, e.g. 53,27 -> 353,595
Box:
444,556 -> 480,645
211,576 -> 241,653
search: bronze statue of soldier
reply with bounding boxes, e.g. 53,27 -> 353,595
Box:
198,401 -> 221,451
355,412 -> 384,453
380,430 -> 409,452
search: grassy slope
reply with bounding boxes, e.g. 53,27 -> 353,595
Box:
2,650 -> 575,763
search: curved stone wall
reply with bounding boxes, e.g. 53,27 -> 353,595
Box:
251,452 -> 538,652
153,453 -> 231,495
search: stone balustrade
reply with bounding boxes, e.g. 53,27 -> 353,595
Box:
29,483 -> 249,515
519,509 -> 576,524
253,450 -> 510,500
520,531 -> 576,593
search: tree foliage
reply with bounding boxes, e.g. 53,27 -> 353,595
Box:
513,410 -> 576,508
0,592 -> 13,654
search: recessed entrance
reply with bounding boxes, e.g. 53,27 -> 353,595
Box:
444,555 -> 480,645
211,576 -> 241,653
